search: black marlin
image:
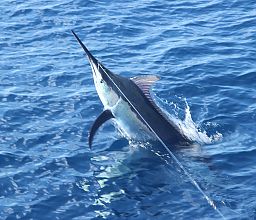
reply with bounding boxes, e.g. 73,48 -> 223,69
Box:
72,30 -> 192,149
71,31 -> 226,219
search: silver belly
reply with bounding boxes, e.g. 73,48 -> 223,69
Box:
109,98 -> 155,142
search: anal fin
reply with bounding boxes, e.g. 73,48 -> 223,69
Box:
88,109 -> 114,148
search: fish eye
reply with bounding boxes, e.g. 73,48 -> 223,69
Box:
100,79 -> 104,83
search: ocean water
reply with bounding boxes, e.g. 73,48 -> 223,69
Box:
1,0 -> 256,219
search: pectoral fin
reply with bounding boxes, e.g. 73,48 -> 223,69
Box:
88,109 -> 114,148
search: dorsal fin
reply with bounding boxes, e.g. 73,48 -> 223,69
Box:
131,75 -> 177,128
131,75 -> 160,100
88,109 -> 114,148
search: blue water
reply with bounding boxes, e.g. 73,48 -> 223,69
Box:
1,0 -> 256,219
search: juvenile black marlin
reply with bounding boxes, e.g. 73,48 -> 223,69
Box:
72,30 -> 192,149
71,31 -> 226,219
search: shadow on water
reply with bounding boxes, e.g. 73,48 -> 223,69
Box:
87,139 -> 234,219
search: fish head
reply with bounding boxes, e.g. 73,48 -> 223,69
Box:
72,31 -> 119,108
89,59 -> 119,108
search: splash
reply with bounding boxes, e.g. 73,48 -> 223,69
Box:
174,99 -> 222,144
156,96 -> 222,145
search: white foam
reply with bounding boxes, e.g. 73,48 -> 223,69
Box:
157,96 -> 223,145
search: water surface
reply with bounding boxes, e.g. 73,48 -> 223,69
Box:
1,0 -> 256,219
